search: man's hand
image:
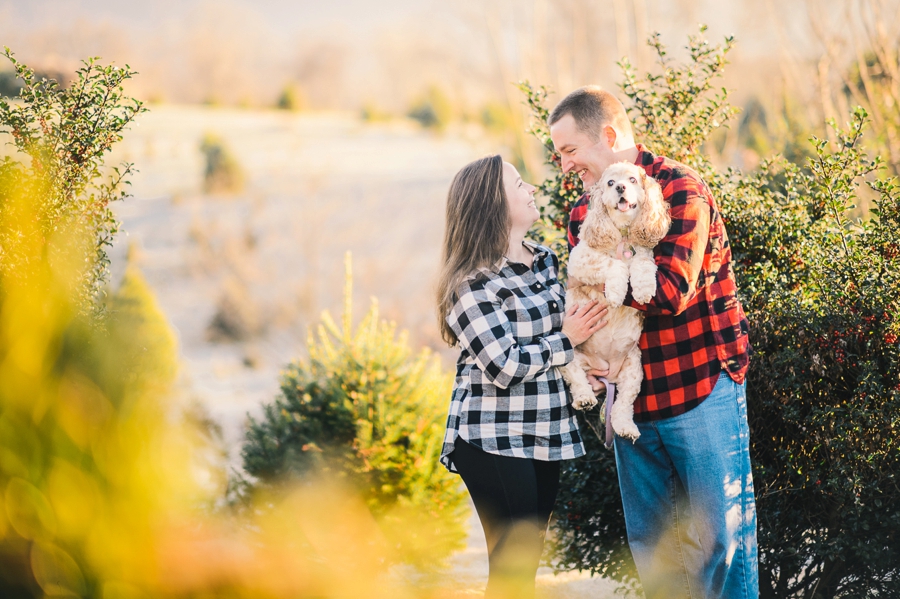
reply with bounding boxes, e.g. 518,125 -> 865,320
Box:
586,366 -> 610,393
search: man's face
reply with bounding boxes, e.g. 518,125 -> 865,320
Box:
549,114 -> 616,189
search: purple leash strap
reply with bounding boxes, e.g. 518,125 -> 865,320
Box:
598,377 -> 617,449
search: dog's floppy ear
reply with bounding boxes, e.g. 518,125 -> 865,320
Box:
580,185 -> 620,250
630,173 -> 671,247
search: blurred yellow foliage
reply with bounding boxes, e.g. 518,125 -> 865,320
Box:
0,52 -> 473,597
0,177 -> 474,598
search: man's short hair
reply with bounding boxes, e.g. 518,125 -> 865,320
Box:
548,85 -> 633,141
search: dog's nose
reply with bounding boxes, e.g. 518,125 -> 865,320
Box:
615,183 -> 625,193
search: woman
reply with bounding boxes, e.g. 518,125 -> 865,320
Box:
437,155 -> 607,598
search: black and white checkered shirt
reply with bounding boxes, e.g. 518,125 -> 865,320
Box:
440,241 -> 585,472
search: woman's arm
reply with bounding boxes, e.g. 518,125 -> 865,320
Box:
448,283 -> 604,390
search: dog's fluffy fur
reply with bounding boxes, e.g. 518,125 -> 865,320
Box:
562,161 -> 670,441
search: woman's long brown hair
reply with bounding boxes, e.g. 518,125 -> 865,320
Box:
436,155 -> 510,346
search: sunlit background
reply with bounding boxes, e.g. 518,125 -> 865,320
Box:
2,0 -> 888,441
1,1 -> 898,596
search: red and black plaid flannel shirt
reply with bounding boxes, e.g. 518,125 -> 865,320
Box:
568,145 -> 750,421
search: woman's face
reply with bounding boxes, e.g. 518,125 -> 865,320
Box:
502,162 -> 538,231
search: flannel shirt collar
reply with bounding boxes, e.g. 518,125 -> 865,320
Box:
523,239 -> 548,258
496,240 -> 547,271
634,143 -> 659,175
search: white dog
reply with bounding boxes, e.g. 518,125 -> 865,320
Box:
562,162 -> 670,442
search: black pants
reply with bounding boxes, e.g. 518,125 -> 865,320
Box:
451,437 -> 561,599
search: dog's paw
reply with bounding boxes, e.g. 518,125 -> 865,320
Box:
629,267 -> 657,304
572,394 -> 598,411
614,420 -> 641,442
630,258 -> 656,304
630,284 -> 654,304
605,261 -> 629,307
605,284 -> 627,308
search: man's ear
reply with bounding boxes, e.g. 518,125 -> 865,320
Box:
603,124 -> 617,149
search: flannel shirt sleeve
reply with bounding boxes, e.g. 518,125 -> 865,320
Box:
447,283 -> 573,390
628,179 -> 711,316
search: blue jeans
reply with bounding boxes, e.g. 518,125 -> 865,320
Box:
614,372 -> 758,599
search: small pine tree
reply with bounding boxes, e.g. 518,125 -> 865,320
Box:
105,262 -> 179,402
239,254 -> 468,567
0,225 -> 184,598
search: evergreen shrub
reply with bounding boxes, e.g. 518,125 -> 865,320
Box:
407,86 -> 453,131
239,257 -> 469,568
200,132 -> 244,194
521,27 -> 900,598
276,84 -> 305,111
0,50 -> 471,599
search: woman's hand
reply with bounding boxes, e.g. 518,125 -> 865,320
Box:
562,300 -> 608,347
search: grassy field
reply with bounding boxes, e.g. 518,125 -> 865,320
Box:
108,105 -> 492,447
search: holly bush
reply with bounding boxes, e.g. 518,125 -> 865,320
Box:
742,111 -> 900,598
522,28 -> 900,598
238,257 -> 469,569
0,48 -> 145,310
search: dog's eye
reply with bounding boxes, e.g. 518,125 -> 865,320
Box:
607,180 -> 614,186
629,177 -> 637,184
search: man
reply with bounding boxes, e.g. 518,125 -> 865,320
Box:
548,85 -> 758,599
